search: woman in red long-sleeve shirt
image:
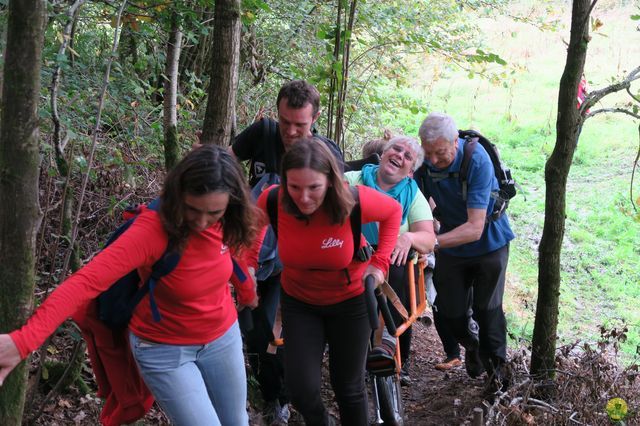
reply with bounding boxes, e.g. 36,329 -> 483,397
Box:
0,145 -> 260,426
252,139 -> 401,425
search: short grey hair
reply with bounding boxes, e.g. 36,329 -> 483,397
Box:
418,112 -> 459,145
382,135 -> 424,171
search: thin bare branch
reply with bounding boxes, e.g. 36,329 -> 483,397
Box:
51,0 -> 87,160
60,0 -> 128,281
585,107 -> 640,120
585,1 -> 599,26
577,0 -> 599,38
581,65 -> 640,114
627,86 -> 640,104
631,125 -> 640,212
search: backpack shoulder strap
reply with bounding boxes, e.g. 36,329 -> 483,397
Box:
262,118 -> 279,173
459,137 -> 478,202
266,185 -> 279,237
413,164 -> 430,198
348,186 -> 362,260
142,198 -> 181,322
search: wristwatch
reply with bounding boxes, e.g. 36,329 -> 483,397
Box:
434,237 -> 440,251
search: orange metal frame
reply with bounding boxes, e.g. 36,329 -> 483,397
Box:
385,256 -> 427,373
392,256 -> 427,338
271,257 -> 428,351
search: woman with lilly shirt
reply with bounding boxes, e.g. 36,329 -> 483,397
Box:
252,138 -> 401,425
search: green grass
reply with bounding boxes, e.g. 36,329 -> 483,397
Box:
379,3 -> 640,360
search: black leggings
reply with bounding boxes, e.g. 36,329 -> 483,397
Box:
281,290 -> 371,426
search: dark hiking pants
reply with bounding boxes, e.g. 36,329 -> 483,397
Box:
433,245 -> 509,363
243,274 -> 288,404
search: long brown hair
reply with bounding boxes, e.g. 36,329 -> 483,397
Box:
160,145 -> 259,252
280,138 -> 354,224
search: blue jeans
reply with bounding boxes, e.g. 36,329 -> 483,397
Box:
129,321 -> 249,426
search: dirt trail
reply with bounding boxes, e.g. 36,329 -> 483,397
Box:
278,320 -> 490,426
397,321 -> 489,425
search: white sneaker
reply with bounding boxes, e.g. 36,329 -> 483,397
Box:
266,400 -> 290,425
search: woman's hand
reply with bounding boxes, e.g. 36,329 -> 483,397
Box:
390,232 -> 412,266
0,334 -> 21,386
365,265 -> 385,286
237,296 -> 259,311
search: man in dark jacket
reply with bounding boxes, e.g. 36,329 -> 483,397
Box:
232,80 -> 342,186
231,80 -> 343,425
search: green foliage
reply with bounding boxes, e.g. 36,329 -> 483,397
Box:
232,0 -> 510,151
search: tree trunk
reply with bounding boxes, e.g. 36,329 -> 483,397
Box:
163,11 -> 183,170
200,0 -> 241,147
326,0 -> 343,142
334,0 -> 357,151
326,0 -> 358,149
530,0 -> 592,381
0,0 -> 45,423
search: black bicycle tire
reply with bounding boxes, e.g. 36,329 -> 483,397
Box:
375,375 -> 404,425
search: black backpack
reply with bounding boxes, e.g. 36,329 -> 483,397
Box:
344,153 -> 380,172
96,199 -> 180,329
417,130 -> 517,222
96,198 -> 248,329
265,185 -> 373,266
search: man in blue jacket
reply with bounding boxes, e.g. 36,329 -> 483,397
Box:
414,112 -> 514,396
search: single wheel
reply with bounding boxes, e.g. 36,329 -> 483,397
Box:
375,375 -> 404,426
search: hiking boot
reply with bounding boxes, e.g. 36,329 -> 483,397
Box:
399,363 -> 411,386
265,400 -> 290,425
464,347 -> 485,378
434,356 -> 462,371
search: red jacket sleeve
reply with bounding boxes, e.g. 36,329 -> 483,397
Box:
229,257 -> 257,306
10,210 -> 167,359
357,185 -> 401,273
